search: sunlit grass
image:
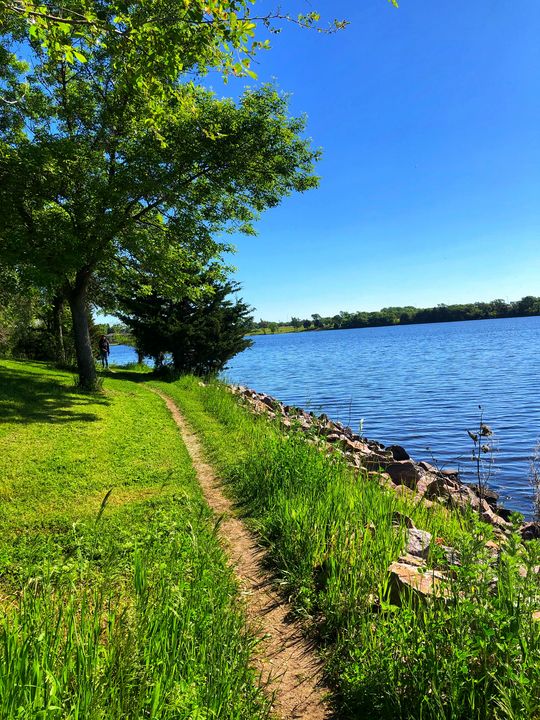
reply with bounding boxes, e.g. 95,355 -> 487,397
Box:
160,375 -> 540,720
0,360 -> 270,720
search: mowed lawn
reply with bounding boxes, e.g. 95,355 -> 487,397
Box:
0,360 -> 269,720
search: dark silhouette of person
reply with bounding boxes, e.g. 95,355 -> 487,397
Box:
98,335 -> 110,368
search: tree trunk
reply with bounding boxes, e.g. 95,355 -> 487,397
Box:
52,294 -> 66,364
68,272 -> 97,389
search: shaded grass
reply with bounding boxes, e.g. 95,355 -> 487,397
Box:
0,361 -> 270,719
158,375 -> 540,720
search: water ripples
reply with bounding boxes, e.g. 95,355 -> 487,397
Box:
225,316 -> 540,517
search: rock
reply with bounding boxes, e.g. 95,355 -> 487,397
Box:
388,444 -> 410,461
418,461 -> 439,474
397,553 -> 425,567
406,528 -> 432,559
394,484 -> 416,500
440,468 -> 460,480
485,540 -> 500,557
446,485 -> 480,511
388,562 -> 448,605
418,474 -> 459,500
374,472 -> 395,489
495,506 -> 513,522
480,505 -> 511,531
521,522 -> 540,541
439,545 -> 461,566
326,433 -> 343,443
385,460 -> 420,488
470,484 -> 499,506
392,511 -> 415,529
344,438 -> 370,454
362,454 -> 392,472
518,564 -> 540,578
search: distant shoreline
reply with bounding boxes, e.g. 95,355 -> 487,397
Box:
249,303 -> 540,336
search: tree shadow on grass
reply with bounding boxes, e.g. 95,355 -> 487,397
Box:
106,368 -> 154,384
0,365 -> 110,425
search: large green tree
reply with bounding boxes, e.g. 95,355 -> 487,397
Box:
0,2 -> 320,386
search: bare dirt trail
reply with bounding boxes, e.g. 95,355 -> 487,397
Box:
152,389 -> 332,720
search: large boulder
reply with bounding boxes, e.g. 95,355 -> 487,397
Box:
388,444 -> 410,461
385,460 -> 420,488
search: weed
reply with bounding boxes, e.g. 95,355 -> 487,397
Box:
467,404 -> 496,503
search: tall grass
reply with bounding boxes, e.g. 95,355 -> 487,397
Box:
0,499 -> 270,719
161,376 -> 540,720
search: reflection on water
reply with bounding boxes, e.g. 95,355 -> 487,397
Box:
224,316 -> 540,516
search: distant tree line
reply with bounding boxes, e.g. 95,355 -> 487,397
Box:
251,296 -> 540,333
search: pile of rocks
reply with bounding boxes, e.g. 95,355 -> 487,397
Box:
230,385 -> 539,542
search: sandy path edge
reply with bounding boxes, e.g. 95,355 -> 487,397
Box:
152,388 -> 331,720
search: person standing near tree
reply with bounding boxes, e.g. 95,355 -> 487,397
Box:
98,335 -> 110,369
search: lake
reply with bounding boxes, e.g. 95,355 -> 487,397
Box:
224,316 -> 540,516
109,344 -> 141,366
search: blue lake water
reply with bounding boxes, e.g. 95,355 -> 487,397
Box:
224,316 -> 540,516
108,344 -> 141,366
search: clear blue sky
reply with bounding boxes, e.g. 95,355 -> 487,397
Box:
101,0 -> 540,324
219,0 -> 540,322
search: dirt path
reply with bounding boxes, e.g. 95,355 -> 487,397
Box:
152,389 -> 331,720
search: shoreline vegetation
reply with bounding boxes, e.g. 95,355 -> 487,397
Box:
1,358 -> 540,719
96,296 -> 540,352
249,295 -> 540,335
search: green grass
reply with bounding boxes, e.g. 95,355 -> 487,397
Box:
4,359 -> 540,719
156,375 -> 540,720
0,360 -> 270,719
248,325 -> 304,335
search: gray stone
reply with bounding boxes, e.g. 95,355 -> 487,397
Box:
406,528 -> 432,559
440,468 -> 460,480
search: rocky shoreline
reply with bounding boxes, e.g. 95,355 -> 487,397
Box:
229,384 -> 540,543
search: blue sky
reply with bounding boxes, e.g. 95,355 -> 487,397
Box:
215,0 -> 540,321
100,0 -> 540,324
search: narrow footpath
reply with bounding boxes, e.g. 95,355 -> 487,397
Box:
152,389 -> 331,720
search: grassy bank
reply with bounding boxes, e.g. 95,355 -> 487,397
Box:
3,360 -> 540,719
0,361 -> 269,719
248,325 -> 304,335
157,376 -> 540,720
